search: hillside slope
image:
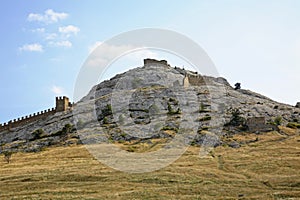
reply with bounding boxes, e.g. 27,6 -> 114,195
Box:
1,59 -> 300,153
0,128 -> 299,199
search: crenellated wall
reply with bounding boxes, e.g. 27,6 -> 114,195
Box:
0,108 -> 56,132
0,96 -> 72,132
144,58 -> 169,67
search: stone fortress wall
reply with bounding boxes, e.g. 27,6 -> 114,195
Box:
246,117 -> 279,132
184,73 -> 206,86
0,96 -> 72,132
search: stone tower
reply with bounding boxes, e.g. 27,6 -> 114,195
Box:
144,58 -> 169,67
55,96 -> 70,112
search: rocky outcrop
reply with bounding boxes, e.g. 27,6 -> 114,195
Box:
1,59 -> 300,153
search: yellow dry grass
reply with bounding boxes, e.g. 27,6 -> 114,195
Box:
0,130 -> 299,199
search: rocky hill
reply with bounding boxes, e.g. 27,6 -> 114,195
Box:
1,59 -> 300,153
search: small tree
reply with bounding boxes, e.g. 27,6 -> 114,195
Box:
3,151 -> 12,164
234,83 -> 241,90
103,104 -> 112,116
226,108 -> 245,126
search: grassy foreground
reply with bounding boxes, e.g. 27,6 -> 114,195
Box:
0,129 -> 299,199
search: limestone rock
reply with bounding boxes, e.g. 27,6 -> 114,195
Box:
1,59 -> 300,152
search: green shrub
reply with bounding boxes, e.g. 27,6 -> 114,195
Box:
120,133 -> 127,137
161,126 -> 179,132
267,116 -> 283,126
274,116 -> 282,126
225,108 -> 245,126
52,124 -> 74,137
127,146 -> 137,152
101,104 -> 112,117
32,129 -> 44,140
167,103 -> 181,115
287,122 -> 300,129
62,124 -> 73,134
103,117 -> 109,124
199,102 -> 210,113
199,126 -> 210,131
190,140 -> 197,146
199,115 -> 212,122
169,97 -> 178,105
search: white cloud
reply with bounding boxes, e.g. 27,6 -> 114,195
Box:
27,9 -> 68,24
49,40 -> 72,48
86,43 -> 158,68
45,33 -> 57,40
86,43 -> 134,68
59,25 -> 80,35
51,85 -> 64,95
19,43 -> 43,52
31,28 -> 45,33
127,49 -> 158,61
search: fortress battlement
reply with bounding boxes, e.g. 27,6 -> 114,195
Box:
0,96 -> 72,132
144,58 -> 169,67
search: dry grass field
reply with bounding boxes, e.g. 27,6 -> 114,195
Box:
0,128 -> 299,199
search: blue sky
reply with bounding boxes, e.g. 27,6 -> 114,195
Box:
1,0 -> 300,123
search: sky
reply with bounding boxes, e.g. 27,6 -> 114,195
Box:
0,0 -> 300,123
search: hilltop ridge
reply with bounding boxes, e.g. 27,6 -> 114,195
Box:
1,59 -> 300,153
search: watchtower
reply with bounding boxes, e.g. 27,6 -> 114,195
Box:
144,58 -> 168,67
56,96 -> 71,112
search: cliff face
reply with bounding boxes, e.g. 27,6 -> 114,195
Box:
1,60 -> 300,153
